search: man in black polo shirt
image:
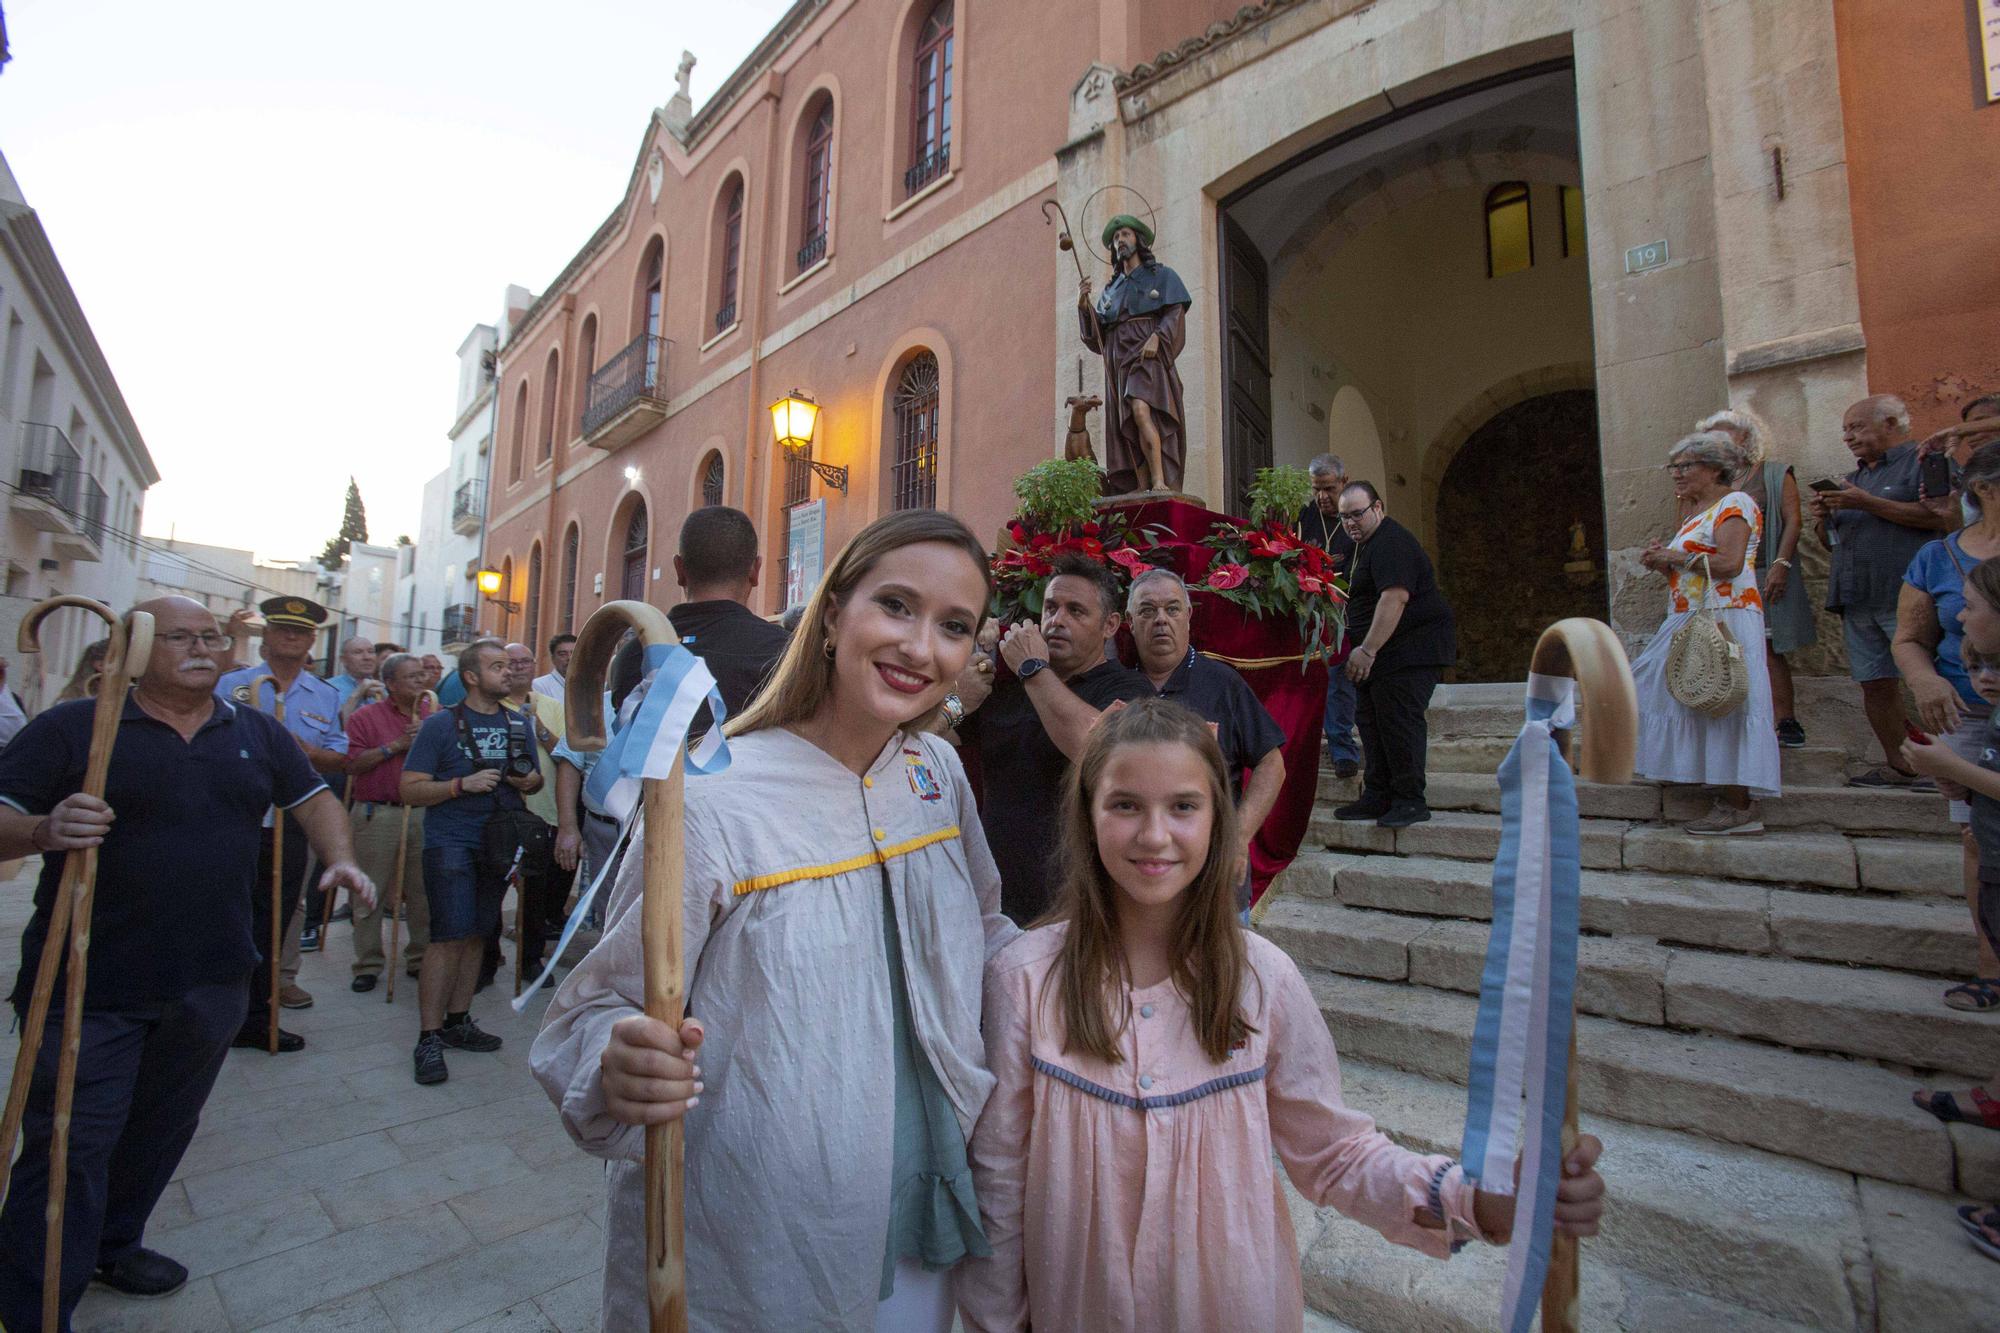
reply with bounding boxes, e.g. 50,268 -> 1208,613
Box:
0,596 -> 372,1326
1334,482 -> 1457,829
1128,568 -> 1286,898
669,505 -> 791,720
1297,452 -> 1359,778
954,555 -> 1151,923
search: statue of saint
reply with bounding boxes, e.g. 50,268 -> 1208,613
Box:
1078,215 -> 1191,494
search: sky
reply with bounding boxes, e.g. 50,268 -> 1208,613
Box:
3,0 -> 794,561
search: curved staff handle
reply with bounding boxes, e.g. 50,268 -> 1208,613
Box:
565,599 -> 688,1333
1526,617 -> 1635,1333
0,597 -> 151,1331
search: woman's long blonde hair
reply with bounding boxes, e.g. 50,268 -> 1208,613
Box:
56,638 -> 109,703
727,509 -> 992,737
1046,698 -> 1255,1066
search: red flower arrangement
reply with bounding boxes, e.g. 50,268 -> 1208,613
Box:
992,512 -> 1160,622
1174,519 -> 1346,660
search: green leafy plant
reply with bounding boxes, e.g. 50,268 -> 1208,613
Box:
1011,457 -> 1103,533
1245,465 -> 1312,529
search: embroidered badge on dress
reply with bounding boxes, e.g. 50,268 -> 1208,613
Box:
905,751 -> 944,802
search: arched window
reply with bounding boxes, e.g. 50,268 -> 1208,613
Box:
621,503 -> 649,600
701,452 -> 725,507
907,1 -> 953,195
539,349 -> 559,461
575,314 -> 598,435
639,242 -> 664,343
799,99 -> 834,271
715,179 -> 744,333
525,543 -> 543,651
560,523 -> 580,631
891,352 -> 940,511
497,555 -> 514,639
1485,182 -> 1532,278
509,380 -> 528,483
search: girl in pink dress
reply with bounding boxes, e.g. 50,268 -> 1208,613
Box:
955,698 -> 1607,1332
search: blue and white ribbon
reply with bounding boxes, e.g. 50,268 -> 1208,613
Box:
513,642 -> 731,1011
1459,672 -> 1582,1332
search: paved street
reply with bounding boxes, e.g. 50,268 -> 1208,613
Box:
1,857 -> 609,1332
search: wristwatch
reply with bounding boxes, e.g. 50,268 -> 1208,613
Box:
940,692 -> 965,729
1016,658 -> 1049,681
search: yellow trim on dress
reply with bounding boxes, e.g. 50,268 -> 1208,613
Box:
732,825 -> 962,896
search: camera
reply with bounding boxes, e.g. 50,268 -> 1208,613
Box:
505,751 -> 538,780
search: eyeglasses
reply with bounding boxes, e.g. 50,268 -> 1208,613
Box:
1336,507 -> 1375,524
159,631 -> 233,651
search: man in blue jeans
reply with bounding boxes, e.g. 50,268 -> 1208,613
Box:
1296,453 -> 1359,777
401,637 -> 543,1085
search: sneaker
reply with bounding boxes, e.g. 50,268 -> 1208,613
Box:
299,924 -> 322,952
279,984 -> 314,1010
1334,795 -> 1393,822
1683,801 -> 1765,836
1378,801 -> 1432,829
232,1027 -> 305,1052
92,1248 -> 188,1299
1775,718 -> 1806,748
441,1015 -> 503,1053
350,974 -> 378,993
414,1032 -> 448,1085
1849,766 -> 1919,788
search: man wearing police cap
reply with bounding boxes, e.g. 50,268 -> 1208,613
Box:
1077,213 -> 1192,495
217,596 -> 350,1049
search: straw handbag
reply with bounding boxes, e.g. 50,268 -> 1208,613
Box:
1665,554 -> 1749,718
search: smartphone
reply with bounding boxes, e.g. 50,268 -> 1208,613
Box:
1920,452 -> 1952,497
1807,478 -> 1843,494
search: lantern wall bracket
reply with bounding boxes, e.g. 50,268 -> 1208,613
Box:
799,457 -> 849,494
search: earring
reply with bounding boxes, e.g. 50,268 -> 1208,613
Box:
822,639 -> 836,661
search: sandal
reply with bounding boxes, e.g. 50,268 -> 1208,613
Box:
1913,1088 -> 2000,1128
1958,1204 -> 2000,1238
1944,978 -> 2000,1012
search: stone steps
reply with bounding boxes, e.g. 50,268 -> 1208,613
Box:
1292,1058 -> 2000,1332
1301,969 -> 1959,1191
1276,851 -> 1977,976
1306,809 -> 1965,896
1317,768 -> 1957,837
1261,893 -> 1992,1076
1424,734 -> 1852,786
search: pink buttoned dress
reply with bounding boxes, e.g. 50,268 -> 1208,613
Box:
955,925 -> 1484,1333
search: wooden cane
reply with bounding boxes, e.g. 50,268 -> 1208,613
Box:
1526,618 -> 1635,1333
384,691 -> 433,1005
0,598 -> 150,1331
249,675 -> 286,1054
567,601 -> 688,1333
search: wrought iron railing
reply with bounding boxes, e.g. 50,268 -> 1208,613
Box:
78,477 -> 107,548
441,603 -> 479,645
452,479 -> 480,527
581,334 -> 669,437
904,145 -> 949,196
713,302 -> 737,334
796,232 -> 827,271
17,422 -> 82,511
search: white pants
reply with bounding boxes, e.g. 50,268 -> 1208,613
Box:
875,1259 -> 953,1333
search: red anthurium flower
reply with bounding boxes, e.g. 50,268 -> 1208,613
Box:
1008,521 -> 1029,545
1296,574 -> 1325,596
1082,521 -> 1101,537
1030,532 -> 1055,551
1206,564 -> 1250,591
1108,547 -> 1148,572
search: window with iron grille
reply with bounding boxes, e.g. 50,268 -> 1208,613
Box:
560,524 -> 579,631
800,101 -> 833,271
702,453 -> 725,507
907,1 -> 953,196
891,352 -> 940,511
525,544 -> 543,652
783,453 -> 811,508
716,180 -> 743,332
539,350 -> 559,461
621,504 -> 649,601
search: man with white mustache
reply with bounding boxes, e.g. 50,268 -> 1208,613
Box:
0,596 -> 371,1323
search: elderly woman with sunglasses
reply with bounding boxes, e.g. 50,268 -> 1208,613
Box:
1631,430 -> 1780,835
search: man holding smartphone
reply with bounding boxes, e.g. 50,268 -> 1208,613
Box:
1811,393 -> 1954,787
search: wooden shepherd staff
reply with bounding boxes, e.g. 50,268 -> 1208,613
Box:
566,600 -> 689,1333
384,689 -> 434,1005
1526,617 -> 1635,1333
0,597 -> 152,1330
249,675 -> 286,1054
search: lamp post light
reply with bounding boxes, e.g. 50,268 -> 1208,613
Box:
475,567 -> 519,614
770,390 -> 847,494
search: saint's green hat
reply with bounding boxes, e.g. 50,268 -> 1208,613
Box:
1101,213 -> 1154,249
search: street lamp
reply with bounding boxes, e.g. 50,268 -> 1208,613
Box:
475,567 -> 518,613
770,389 -> 847,494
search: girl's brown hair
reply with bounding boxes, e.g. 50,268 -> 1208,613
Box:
1966,556 -> 2000,636
1047,697 -> 1255,1065
727,509 -> 992,737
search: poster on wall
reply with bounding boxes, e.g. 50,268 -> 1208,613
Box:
787,499 -> 826,609
1985,0 -> 2000,103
